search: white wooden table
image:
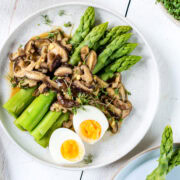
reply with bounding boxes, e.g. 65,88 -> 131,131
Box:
0,0 -> 180,179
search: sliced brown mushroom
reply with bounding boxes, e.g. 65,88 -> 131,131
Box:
20,79 -> 37,87
35,46 -> 48,69
14,60 -> 36,78
44,76 -> 59,90
93,75 -> 109,88
55,79 -> 68,90
113,99 -> 132,110
57,93 -> 79,108
80,46 -> 89,61
25,71 -> 46,81
50,102 -> 67,113
106,101 -> 122,117
24,40 -> 35,55
106,87 -> 120,99
47,42 -> 68,71
86,50 -> 97,71
63,120 -> 73,129
61,38 -> 72,51
34,39 -> 50,49
72,66 -> 82,80
9,48 -> 25,61
73,80 -> 93,93
108,118 -> 118,134
111,73 -> 121,89
38,83 -> 48,94
122,109 -> 132,119
54,66 -> 72,77
118,84 -> 127,102
80,65 -> 93,84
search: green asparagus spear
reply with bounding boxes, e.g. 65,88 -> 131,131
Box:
92,33 -> 132,74
35,112 -> 70,148
168,149 -> 180,173
110,43 -> 137,60
31,110 -> 62,140
146,126 -> 173,180
70,7 -> 95,47
94,26 -> 132,50
69,22 -> 108,65
100,55 -> 141,81
16,91 -> 56,131
3,87 -> 36,118
14,119 -> 26,131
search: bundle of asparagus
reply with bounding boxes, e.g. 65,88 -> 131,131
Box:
3,6 -> 141,148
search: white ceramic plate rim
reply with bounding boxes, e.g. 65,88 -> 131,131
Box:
0,1 -> 160,170
113,143 -> 180,179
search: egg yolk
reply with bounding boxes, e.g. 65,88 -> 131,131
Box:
61,139 -> 79,161
80,120 -> 101,140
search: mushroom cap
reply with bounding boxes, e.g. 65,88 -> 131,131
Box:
54,66 -> 73,77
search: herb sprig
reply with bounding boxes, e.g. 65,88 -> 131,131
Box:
41,14 -> 52,25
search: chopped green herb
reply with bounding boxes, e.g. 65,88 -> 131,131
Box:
64,21 -> 72,27
125,89 -> 131,95
37,24 -> 40,26
19,44 -> 23,48
114,88 -> 119,95
53,76 -> 58,80
84,154 -> 93,164
47,32 -> 58,39
72,107 -> 77,114
41,14 -> 52,25
78,93 -> 90,105
36,36 -> 40,40
59,10 -> 65,16
99,88 -> 108,96
67,87 -> 72,97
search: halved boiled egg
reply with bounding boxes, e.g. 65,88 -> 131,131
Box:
73,105 -> 109,144
49,128 -> 85,164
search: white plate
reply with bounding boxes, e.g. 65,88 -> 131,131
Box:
158,2 -> 180,27
0,2 -> 159,170
113,144 -> 180,180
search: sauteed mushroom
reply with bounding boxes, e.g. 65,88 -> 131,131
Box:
86,50 -> 97,71
61,38 -> 72,51
54,66 -> 72,77
80,45 -> 89,61
9,48 -> 25,61
80,65 -> 93,84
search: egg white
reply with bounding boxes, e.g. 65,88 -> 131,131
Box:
49,128 -> 85,164
73,105 -> 109,144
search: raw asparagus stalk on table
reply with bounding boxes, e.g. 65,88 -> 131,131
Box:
69,22 -> 108,65
31,110 -> 62,140
3,87 -> 36,118
94,25 -> 132,50
92,33 -> 132,74
70,7 -> 95,47
15,91 -> 56,131
100,55 -> 141,81
35,112 -> 70,148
